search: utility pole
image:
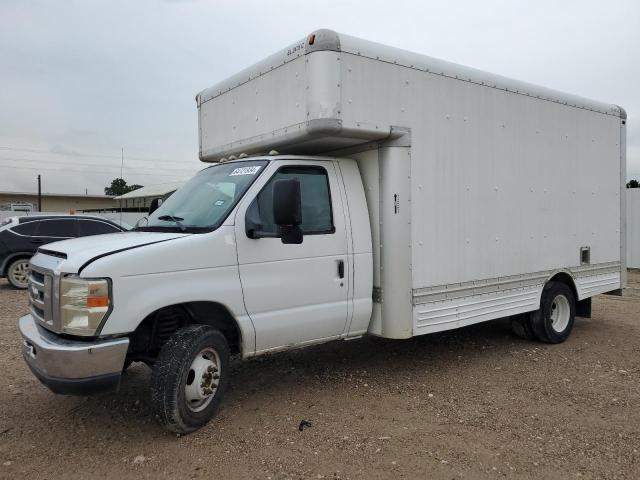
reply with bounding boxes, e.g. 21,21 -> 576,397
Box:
37,174 -> 42,212
120,148 -> 124,225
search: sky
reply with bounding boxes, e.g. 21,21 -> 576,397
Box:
0,0 -> 638,195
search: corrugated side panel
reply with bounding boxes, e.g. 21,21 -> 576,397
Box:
414,286 -> 543,335
411,265 -> 620,336
576,272 -> 621,297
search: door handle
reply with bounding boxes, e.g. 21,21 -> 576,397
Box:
337,260 -> 344,279
32,239 -> 45,245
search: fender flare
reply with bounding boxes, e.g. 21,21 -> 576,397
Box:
541,268 -> 579,301
130,300 -> 246,356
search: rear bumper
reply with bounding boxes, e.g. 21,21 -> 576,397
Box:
19,314 -> 129,395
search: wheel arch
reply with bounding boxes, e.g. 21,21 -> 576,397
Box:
543,269 -> 591,318
2,252 -> 33,276
544,270 -> 578,301
128,300 -> 244,360
182,301 -> 243,355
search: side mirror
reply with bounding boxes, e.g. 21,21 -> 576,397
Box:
273,179 -> 303,244
149,197 -> 163,215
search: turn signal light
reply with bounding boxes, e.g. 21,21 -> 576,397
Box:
86,296 -> 109,308
308,34 -> 315,45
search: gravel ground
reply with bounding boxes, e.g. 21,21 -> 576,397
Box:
1,273 -> 639,479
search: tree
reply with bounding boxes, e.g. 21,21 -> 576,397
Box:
104,178 -> 143,196
627,179 -> 639,189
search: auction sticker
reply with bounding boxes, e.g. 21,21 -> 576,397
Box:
229,166 -> 261,176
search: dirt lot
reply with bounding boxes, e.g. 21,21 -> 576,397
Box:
0,274 -> 639,480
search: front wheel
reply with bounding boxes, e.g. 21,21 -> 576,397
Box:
7,258 -> 30,289
151,325 -> 230,434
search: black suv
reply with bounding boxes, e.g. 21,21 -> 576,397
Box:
0,215 -> 126,289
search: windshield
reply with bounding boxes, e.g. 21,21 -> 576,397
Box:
142,160 -> 268,232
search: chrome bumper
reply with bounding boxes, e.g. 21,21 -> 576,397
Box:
19,314 -> 129,395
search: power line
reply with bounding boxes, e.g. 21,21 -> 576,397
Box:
0,163 -> 192,178
0,161 -> 197,176
0,156 -> 200,173
0,152 -> 200,170
0,145 -> 200,165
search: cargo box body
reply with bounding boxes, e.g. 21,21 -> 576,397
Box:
197,29 -> 626,339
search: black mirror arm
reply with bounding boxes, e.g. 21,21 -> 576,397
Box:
279,224 -> 303,244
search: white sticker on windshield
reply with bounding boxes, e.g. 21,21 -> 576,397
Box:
229,166 -> 261,176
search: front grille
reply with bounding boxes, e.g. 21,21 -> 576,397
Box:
31,270 -> 45,284
31,304 -> 45,319
28,267 -> 54,329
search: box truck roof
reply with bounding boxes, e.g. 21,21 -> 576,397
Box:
197,28 -> 623,117
196,29 -> 624,163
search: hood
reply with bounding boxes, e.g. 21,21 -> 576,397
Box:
36,231 -> 189,273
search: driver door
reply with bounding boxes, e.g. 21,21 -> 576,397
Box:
234,160 -> 350,354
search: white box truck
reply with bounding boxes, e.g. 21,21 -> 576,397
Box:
19,29 -> 626,433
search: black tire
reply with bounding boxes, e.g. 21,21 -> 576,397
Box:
151,325 -> 230,434
6,257 -> 30,289
529,281 -> 576,343
510,313 -> 536,340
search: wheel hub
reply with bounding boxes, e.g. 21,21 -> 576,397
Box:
10,261 -> 29,288
184,348 -> 221,412
550,294 -> 570,333
199,364 -> 218,396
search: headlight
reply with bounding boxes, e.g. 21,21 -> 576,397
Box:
60,276 -> 111,336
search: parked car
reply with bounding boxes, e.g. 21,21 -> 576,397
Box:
0,215 -> 126,289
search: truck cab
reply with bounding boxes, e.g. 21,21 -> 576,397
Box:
19,155 -> 373,432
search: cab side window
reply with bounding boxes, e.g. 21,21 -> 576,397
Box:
256,166 -> 334,235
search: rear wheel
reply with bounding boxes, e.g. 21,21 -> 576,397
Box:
7,258 -> 30,289
151,325 -> 230,434
529,282 -> 576,343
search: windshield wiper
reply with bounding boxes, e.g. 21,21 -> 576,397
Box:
157,214 -> 186,232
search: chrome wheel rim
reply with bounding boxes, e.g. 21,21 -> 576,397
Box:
550,294 -> 570,333
184,347 -> 221,412
9,260 -> 29,288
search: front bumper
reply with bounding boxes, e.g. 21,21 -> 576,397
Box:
19,314 -> 129,395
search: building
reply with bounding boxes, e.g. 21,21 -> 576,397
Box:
0,191 -> 115,213
114,182 -> 184,211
